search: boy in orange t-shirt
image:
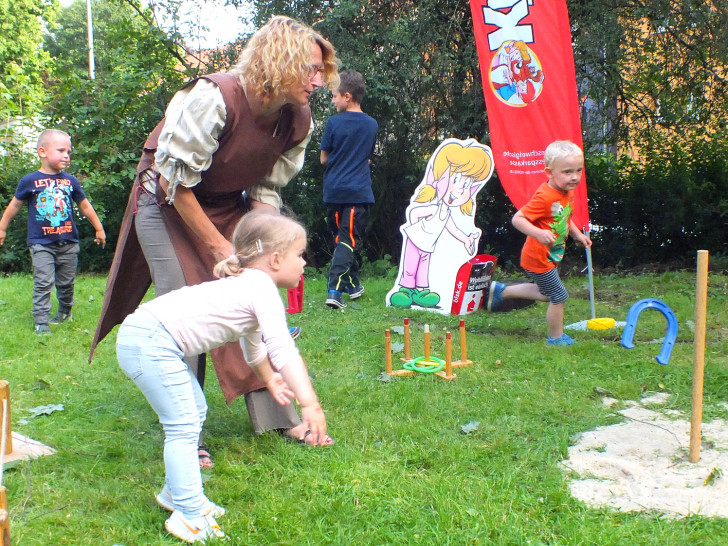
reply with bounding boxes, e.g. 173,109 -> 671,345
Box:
487,140 -> 591,345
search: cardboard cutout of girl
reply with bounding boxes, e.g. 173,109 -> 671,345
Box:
386,138 -> 494,311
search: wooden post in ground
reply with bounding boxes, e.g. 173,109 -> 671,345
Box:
0,382 -> 11,455
0,485 -> 9,546
0,381 -> 11,545
436,331 -> 457,381
453,319 -> 473,367
423,324 -> 431,363
385,328 -> 414,377
445,332 -> 452,377
690,250 -> 708,463
384,329 -> 392,375
402,318 -> 411,362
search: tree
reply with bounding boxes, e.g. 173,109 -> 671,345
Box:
569,0 -> 728,268
42,0 -> 193,270
569,0 -> 728,152
0,0 -> 57,270
0,0 -> 55,118
251,0 -> 521,268
3,0 -> 722,272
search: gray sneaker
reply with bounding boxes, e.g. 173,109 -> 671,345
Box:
34,323 -> 51,335
50,311 -> 72,324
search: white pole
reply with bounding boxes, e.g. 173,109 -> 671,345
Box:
584,228 -> 596,319
86,0 -> 95,80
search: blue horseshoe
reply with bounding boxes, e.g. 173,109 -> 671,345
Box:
621,299 -> 678,365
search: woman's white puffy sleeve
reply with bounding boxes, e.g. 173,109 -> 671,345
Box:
155,79 -> 226,202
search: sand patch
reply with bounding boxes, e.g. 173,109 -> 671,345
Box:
561,394 -> 728,518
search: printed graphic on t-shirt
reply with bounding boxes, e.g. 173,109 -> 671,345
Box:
547,200 -> 571,264
34,178 -> 73,235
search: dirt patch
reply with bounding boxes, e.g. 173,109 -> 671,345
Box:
562,394 -> 728,518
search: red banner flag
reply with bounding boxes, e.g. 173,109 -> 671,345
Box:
469,0 -> 589,230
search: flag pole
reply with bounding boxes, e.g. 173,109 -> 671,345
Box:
86,0 -> 95,80
584,228 -> 596,320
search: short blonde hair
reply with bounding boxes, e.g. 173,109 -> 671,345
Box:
544,140 -> 583,168
37,129 -> 71,149
213,210 -> 306,278
232,16 -> 339,104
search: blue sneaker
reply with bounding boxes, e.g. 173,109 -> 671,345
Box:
548,333 -> 576,346
326,290 -> 346,309
487,281 -> 506,312
289,326 -> 302,340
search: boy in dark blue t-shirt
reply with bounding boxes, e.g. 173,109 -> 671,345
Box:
320,70 -> 378,309
0,129 -> 105,334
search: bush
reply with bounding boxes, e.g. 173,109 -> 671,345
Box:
587,137 -> 728,269
0,144 -> 34,272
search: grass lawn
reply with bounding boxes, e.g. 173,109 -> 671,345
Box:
1,268 -> 727,545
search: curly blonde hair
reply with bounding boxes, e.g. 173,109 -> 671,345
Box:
232,15 -> 339,104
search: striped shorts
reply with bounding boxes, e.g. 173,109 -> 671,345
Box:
525,267 -> 569,304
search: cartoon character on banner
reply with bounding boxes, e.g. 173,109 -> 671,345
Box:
386,138 -> 494,312
490,40 -> 545,106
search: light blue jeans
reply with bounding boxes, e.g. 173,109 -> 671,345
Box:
116,309 -> 207,518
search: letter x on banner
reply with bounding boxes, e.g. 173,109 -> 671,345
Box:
469,0 -> 590,230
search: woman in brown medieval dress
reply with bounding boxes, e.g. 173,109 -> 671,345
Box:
91,16 -> 339,465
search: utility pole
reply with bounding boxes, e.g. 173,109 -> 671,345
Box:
86,0 -> 95,79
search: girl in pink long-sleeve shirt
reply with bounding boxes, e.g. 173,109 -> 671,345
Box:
116,210 -> 328,543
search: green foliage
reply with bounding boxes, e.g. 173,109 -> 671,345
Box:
273,0 -> 728,272
3,0 -> 727,274
264,0 -> 491,266
0,0 -> 55,117
4,272 -> 728,543
41,0 -> 195,270
588,136 -> 728,269
0,143 -> 35,271
570,0 -> 728,150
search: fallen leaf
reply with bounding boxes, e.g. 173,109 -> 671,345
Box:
27,403 -> 65,419
391,326 -> 404,335
460,421 -> 480,434
31,378 -> 51,390
704,467 -> 722,486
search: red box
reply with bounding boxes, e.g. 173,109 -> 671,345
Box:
450,254 -> 497,315
286,275 -> 304,314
